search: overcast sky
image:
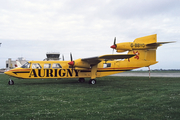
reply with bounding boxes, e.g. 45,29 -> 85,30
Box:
0,0 -> 180,70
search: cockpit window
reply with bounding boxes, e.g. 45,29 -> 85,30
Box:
44,64 -> 51,69
52,63 -> 62,68
21,62 -> 30,68
32,63 -> 42,69
103,63 -> 111,68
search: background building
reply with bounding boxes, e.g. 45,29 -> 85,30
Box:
5,52 -> 60,71
6,57 -> 27,70
44,52 -> 60,61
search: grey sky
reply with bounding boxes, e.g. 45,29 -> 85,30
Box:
0,0 -> 180,69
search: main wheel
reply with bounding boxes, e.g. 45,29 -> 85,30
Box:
8,79 -> 14,85
78,78 -> 85,83
89,79 -> 96,84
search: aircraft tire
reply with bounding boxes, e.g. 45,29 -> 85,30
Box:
89,79 -> 96,84
78,78 -> 85,83
8,80 -> 14,85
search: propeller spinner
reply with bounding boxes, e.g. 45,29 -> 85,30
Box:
110,37 -> 117,54
110,37 -> 117,49
68,53 -> 74,66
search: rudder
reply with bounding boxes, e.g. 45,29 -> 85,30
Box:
128,49 -> 156,62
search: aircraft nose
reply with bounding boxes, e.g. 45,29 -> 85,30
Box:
4,70 -> 17,78
4,70 -> 11,76
4,70 -> 15,77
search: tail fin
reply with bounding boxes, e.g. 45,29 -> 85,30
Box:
127,34 -> 158,67
134,34 -> 157,44
128,49 -> 156,62
123,34 -> 174,67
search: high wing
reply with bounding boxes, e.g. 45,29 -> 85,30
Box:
81,54 -> 135,66
146,41 -> 175,47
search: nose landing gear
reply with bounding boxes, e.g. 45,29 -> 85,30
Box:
8,79 -> 14,85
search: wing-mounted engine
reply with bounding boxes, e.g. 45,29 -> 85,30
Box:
110,34 -> 174,53
68,53 -> 92,68
111,34 -> 156,52
115,42 -> 132,52
68,58 -> 91,68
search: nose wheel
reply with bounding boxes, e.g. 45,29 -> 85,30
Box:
8,79 -> 14,85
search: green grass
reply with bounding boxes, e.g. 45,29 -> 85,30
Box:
0,74 -> 180,120
129,70 -> 180,73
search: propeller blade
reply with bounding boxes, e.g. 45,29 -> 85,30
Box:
68,53 -> 74,66
70,53 -> 73,61
112,49 -> 114,54
62,55 -> 64,61
70,53 -> 74,74
110,37 -> 117,49
111,37 -> 117,54
114,37 -> 116,45
68,53 -> 75,74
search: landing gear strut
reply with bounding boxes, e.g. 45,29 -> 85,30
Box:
8,79 -> 14,85
89,79 -> 96,85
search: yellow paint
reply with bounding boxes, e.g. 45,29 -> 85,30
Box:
116,34 -> 160,52
4,34 -> 171,82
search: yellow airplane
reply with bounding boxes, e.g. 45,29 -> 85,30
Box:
5,34 -> 173,85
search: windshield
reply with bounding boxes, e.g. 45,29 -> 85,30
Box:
21,62 -> 30,68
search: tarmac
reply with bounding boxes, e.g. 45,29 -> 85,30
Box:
110,72 -> 180,77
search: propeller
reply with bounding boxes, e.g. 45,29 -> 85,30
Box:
62,55 -> 64,61
68,53 -> 74,66
68,53 -> 75,73
110,37 -> 117,53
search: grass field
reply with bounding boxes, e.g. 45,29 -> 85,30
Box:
128,70 -> 180,73
0,74 -> 180,120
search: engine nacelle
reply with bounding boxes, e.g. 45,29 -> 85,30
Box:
73,59 -> 91,68
116,50 -> 128,52
116,42 -> 132,52
111,34 -> 174,53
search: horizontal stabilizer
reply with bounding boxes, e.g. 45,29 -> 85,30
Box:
146,41 -> 176,47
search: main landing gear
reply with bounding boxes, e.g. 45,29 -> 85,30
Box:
78,78 -> 97,84
89,79 -> 96,85
8,79 -> 14,85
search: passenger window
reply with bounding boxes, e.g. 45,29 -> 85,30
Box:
103,63 -> 111,68
52,63 -> 62,68
44,64 -> 51,69
32,63 -> 42,69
